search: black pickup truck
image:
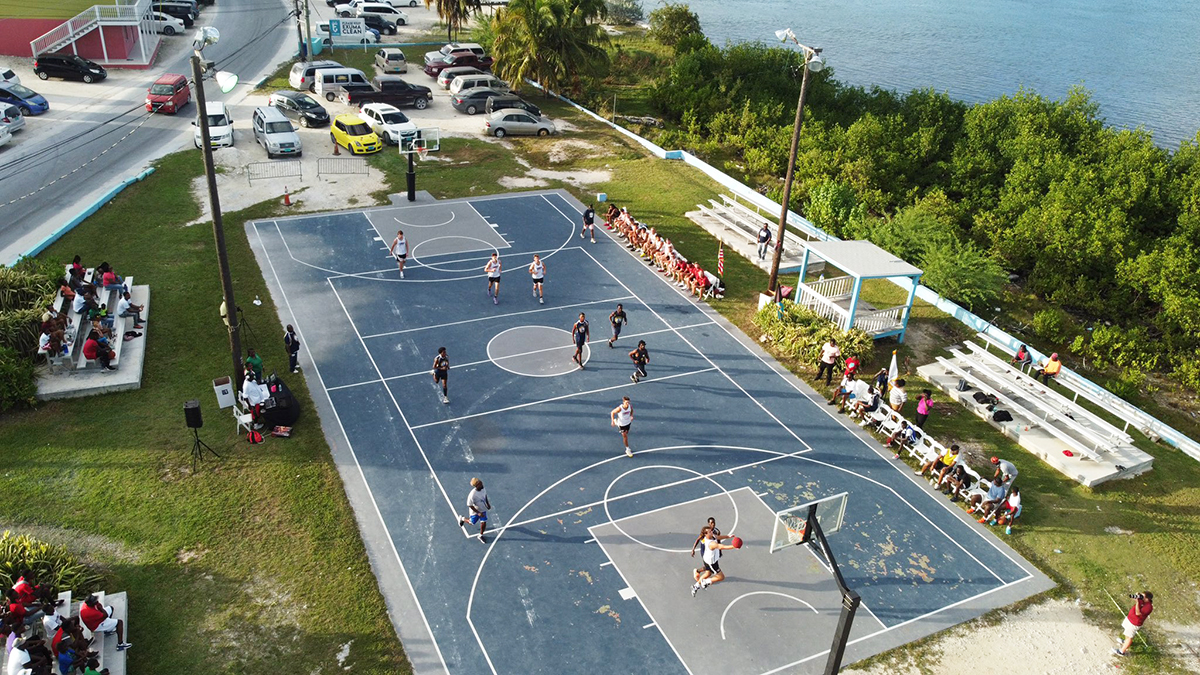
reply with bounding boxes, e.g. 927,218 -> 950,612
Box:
343,75 -> 432,109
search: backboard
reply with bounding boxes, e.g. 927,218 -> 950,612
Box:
399,127 -> 441,156
770,491 -> 848,553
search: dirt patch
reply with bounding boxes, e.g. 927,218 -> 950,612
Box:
1156,621 -> 1200,673
1104,526 -> 1134,535
206,574 -> 303,661
844,598 -> 1118,675
498,176 -> 550,189
902,319 -> 968,365
176,545 -> 208,564
544,139 -> 610,164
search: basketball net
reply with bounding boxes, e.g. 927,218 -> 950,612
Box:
417,146 -> 429,161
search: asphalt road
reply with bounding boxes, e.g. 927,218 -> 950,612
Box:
0,0 -> 295,264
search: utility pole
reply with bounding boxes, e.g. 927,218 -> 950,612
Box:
293,0 -> 305,59
304,0 -> 313,62
190,53 -> 244,391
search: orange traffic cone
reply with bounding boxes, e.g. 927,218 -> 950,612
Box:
332,140 -> 340,156
283,186 -> 292,206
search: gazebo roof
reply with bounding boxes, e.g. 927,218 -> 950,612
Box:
804,240 -> 922,279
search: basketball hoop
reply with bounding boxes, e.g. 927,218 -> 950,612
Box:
417,146 -> 429,161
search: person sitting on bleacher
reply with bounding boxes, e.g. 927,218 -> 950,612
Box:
116,291 -> 144,329
940,463 -> 974,502
56,633 -> 97,675
71,255 -> 86,279
72,289 -> 97,317
81,657 -> 109,675
1034,353 -> 1062,384
1011,344 -> 1033,368
79,595 -> 131,652
98,265 -> 127,294
39,328 -> 67,358
83,332 -> 116,371
13,571 -> 59,611
919,443 -> 960,483
971,479 -> 1008,523
605,203 -> 619,227
7,636 -> 51,675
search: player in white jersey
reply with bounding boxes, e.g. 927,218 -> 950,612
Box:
390,230 -> 408,278
691,526 -> 736,596
610,396 -> 633,457
528,254 -> 546,304
484,253 -> 502,304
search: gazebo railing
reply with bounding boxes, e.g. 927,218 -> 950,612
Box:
803,275 -> 854,300
855,305 -> 906,334
796,283 -> 850,330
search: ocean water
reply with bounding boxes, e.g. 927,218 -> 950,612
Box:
675,0 -> 1200,148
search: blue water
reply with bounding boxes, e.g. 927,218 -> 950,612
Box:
674,0 -> 1200,148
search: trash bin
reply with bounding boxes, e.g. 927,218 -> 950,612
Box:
597,192 -> 607,203
213,376 -> 235,409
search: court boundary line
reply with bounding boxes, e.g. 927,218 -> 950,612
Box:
359,294 -> 635,339
409,367 -> 718,430
251,222 -> 451,673
565,194 -> 1037,584
326,245 -> 574,281
324,321 -> 717,391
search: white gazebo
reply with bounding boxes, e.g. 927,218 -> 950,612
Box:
794,240 -> 923,342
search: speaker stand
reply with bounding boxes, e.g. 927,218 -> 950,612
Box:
190,427 -> 220,472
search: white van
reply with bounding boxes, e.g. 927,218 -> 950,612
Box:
313,67 -> 371,102
251,106 -> 302,159
449,73 -> 509,96
289,60 -> 343,91
193,101 -> 233,148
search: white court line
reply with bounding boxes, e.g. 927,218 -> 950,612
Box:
323,322 -> 717,391
575,197 -> 1037,584
325,245 -> 577,281
359,295 -> 635,339
602,466 -> 740,554
326,279 -> 464,530
642,622 -> 656,629
409,367 -> 717,430
251,223 -> 450,673
600,561 -> 613,567
394,210 -> 455,228
720,592 -> 819,640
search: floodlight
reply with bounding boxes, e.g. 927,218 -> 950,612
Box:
193,26 -> 220,51
215,71 -> 238,93
808,53 -> 825,72
775,28 -> 795,43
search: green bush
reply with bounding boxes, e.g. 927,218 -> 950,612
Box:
752,300 -> 873,368
0,345 -> 37,411
0,531 -> 104,596
606,0 -> 643,25
918,240 -> 1007,311
648,2 -> 702,47
1105,369 -> 1145,400
1031,307 -> 1070,343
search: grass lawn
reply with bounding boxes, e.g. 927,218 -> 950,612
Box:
0,151 -> 408,673
1,0 -> 97,20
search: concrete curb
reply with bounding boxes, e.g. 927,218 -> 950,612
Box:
13,166 -> 156,265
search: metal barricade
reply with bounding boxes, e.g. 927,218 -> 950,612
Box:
246,160 -> 302,184
317,157 -> 369,179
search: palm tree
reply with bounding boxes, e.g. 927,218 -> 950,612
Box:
425,0 -> 482,43
491,0 -> 610,97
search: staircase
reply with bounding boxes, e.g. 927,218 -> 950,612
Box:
30,0 -> 153,63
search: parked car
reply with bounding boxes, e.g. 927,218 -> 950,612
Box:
375,47 -> 407,73
358,102 -> 416,145
330,113 -> 382,154
361,13 -> 397,35
313,67 -> 372,101
251,106 -> 302,159
485,94 -> 540,117
193,100 -> 233,148
267,90 -> 330,127
437,65 -> 482,89
343,75 -> 430,109
147,11 -> 187,35
0,125 -> 11,150
451,87 -> 502,115
288,59 -> 343,91
484,109 -> 555,138
152,1 -> 197,27
0,104 -> 25,134
424,42 -> 485,67
33,53 -> 107,83
448,73 -> 508,96
145,73 -> 189,114
423,50 -> 493,78
0,82 -> 49,116
1,68 -> 21,85
315,21 -> 380,45
355,2 -> 407,24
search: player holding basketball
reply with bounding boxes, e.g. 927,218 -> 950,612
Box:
484,253 -> 502,304
390,230 -> 408,279
692,526 -> 739,596
432,346 -> 450,404
581,204 -> 596,243
528,254 -> 546,305
629,340 -> 649,383
608,304 -> 627,348
610,396 -> 633,458
572,313 -> 590,369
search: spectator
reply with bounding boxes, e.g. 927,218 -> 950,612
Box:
284,325 -> 301,373
940,463 -> 974,502
996,486 -> 1021,534
115,291 -> 144,329
827,372 -> 856,410
5,588 -> 44,633
756,224 -> 771,261
7,637 -> 49,674
13,571 -> 57,609
39,328 -> 66,358
67,268 -> 88,296
1034,353 -> 1062,384
972,479 -> 1008,522
843,354 -> 860,379
82,333 -> 115,371
70,255 -> 86,280
245,348 -> 263,381
850,385 -> 881,420
817,339 -> 840,386
889,378 -> 908,413
884,420 -> 918,453
920,444 -> 960,483
81,657 -> 109,675
78,595 -> 130,652
98,266 -> 126,294
72,289 -> 97,317
1115,591 -> 1153,657
873,368 -> 889,398
241,371 -> 269,429
1011,344 -> 1033,368
914,389 -> 933,429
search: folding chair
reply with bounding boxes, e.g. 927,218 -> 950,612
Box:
234,400 -> 254,435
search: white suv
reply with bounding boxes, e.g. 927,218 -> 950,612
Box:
358,102 -> 417,145
193,101 -> 234,148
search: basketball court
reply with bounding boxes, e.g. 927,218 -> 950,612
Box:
246,188 -> 1052,674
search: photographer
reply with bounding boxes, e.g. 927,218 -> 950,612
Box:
1115,591 -> 1153,656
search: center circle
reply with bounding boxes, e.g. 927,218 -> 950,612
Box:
603,465 -> 739,553
410,236 -> 499,273
486,326 -> 590,377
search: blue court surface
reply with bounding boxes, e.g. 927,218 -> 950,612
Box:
247,190 -> 1052,675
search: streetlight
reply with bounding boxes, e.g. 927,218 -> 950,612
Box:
191,27 -> 246,390
766,28 -> 824,297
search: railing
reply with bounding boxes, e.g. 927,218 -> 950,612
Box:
855,305 -> 905,334
796,282 -> 849,330
317,157 -> 368,178
247,160 -> 302,184
804,275 -> 854,300
30,0 -> 147,56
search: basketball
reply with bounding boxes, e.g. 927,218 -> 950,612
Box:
731,536 -> 743,549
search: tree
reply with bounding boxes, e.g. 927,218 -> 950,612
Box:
648,2 -> 702,47
919,240 -> 1007,311
804,181 -> 865,238
425,0 -> 482,43
605,0 -> 642,25
491,0 -> 611,97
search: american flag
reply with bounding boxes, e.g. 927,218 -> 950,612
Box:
717,244 -> 724,276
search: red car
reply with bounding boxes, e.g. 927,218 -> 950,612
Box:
145,73 -> 190,114
423,51 -> 494,78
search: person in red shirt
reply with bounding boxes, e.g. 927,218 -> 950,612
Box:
1115,591 -> 1153,656
79,595 -> 131,652
843,354 -> 860,378
83,332 -> 115,371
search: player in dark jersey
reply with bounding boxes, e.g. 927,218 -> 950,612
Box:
608,304 -> 627,348
572,313 -> 590,369
432,347 -> 450,404
629,340 -> 649,383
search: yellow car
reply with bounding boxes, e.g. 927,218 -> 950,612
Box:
330,114 -> 382,154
